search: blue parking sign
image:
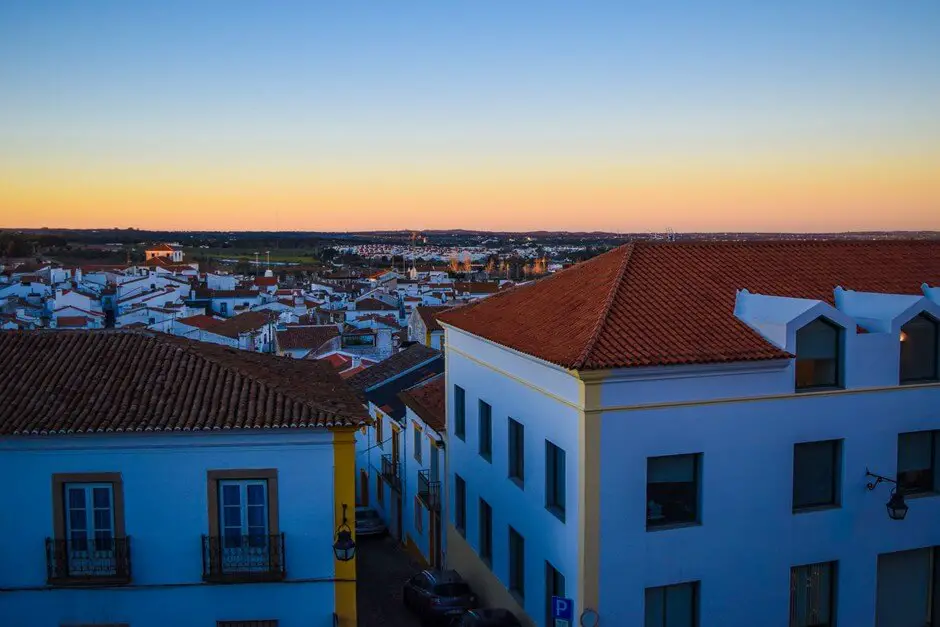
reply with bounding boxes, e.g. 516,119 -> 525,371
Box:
552,596 -> 574,626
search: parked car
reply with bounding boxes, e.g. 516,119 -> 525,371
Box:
355,506 -> 386,537
403,569 -> 478,625
450,609 -> 522,626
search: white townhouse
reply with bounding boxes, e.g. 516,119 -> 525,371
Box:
437,240 -> 940,627
398,374 -> 447,568
0,330 -> 365,627
349,345 -> 443,541
144,242 -> 184,263
408,305 -> 449,350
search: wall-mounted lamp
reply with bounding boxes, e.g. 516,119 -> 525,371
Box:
333,503 -> 357,561
866,469 -> 909,521
899,331 -> 908,342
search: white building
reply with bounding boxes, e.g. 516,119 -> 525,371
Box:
408,305 -> 449,350
437,240 -> 940,627
144,243 -> 184,263
0,330 -> 366,627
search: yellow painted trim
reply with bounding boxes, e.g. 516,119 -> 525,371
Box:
331,427 -> 358,627
412,420 -> 423,432
583,380 -> 940,414
577,378 -> 603,620
447,345 -> 582,411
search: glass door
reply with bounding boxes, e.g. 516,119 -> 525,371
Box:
219,480 -> 268,572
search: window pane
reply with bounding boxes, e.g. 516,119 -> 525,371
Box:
67,488 -> 86,509
223,505 -> 242,527
796,318 -> 840,388
645,587 -> 665,627
790,562 -> 833,627
92,487 -> 111,509
901,315 -> 939,382
647,455 -> 699,527
898,431 -> 935,493
247,504 -> 266,528
247,483 -> 265,506
94,508 -> 112,531
222,484 -> 240,506
223,527 -> 242,548
69,509 -> 87,531
793,441 -> 837,509
665,583 -> 695,627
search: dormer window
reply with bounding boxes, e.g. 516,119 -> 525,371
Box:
795,317 -> 842,390
900,314 -> 939,384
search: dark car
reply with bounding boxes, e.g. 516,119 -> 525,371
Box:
451,609 -> 522,627
403,569 -> 478,626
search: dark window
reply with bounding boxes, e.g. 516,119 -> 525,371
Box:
900,314 -> 939,383
454,386 -> 466,440
793,440 -> 841,511
897,430 -> 939,495
413,426 -> 422,463
508,418 -> 525,487
545,441 -> 566,521
509,526 -> 525,601
455,474 -> 466,536
645,582 -> 698,627
478,401 -> 492,462
790,562 -> 836,627
795,318 -> 842,390
647,454 -> 700,529
545,562 -> 565,627
343,333 -> 375,347
479,498 -> 492,565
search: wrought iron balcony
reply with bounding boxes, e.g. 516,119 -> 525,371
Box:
202,533 -> 286,583
45,536 -> 132,585
381,454 -> 402,493
418,469 -> 441,512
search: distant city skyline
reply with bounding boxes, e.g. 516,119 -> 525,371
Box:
1,1 -> 938,232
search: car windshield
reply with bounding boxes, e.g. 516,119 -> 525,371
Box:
435,582 -> 471,597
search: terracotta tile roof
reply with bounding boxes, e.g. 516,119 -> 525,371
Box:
319,352 -> 353,370
340,364 -> 368,379
55,316 -> 90,328
276,325 -> 339,351
0,330 -> 367,435
399,374 -> 445,433
355,297 -> 398,311
147,243 -> 180,252
416,306 -> 450,333
438,240 -> 940,370
255,276 -> 278,287
177,314 -> 224,331
346,344 -> 442,393
211,311 -> 276,339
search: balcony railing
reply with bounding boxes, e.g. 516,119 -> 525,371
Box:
418,469 -> 441,512
45,536 -> 132,585
202,533 -> 286,583
381,454 -> 403,493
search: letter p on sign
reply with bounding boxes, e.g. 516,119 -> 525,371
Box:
552,596 -> 574,627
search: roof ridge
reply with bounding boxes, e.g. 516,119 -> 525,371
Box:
572,243 -> 635,369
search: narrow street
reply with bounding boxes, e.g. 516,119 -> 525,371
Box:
357,535 -> 423,627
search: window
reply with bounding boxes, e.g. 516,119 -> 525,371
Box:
377,474 -> 385,506
343,333 -> 375,347
795,317 -> 842,390
793,440 -> 841,511
50,473 -> 127,582
455,474 -> 466,536
645,582 -> 698,627
478,400 -> 492,462
545,562 -> 565,627
509,418 -> 525,487
205,470 -> 280,580
647,454 -> 700,529
509,526 -> 525,601
545,441 -> 566,521
414,496 -> 424,533
790,562 -> 836,627
900,314 -> 939,383
897,430 -> 939,495
413,424 -> 423,463
454,385 -> 466,440
875,546 -> 939,627
376,413 -> 384,450
479,498 -> 492,565
220,302 -> 228,315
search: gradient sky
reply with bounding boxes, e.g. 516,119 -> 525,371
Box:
1,1 -> 938,232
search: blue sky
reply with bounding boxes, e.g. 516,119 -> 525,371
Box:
1,1 -> 938,231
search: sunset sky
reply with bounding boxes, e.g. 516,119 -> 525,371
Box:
1,1 -> 938,232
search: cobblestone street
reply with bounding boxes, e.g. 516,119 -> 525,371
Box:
357,535 -> 423,627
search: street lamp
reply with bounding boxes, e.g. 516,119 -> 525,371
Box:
333,503 -> 357,561
866,469 -> 909,521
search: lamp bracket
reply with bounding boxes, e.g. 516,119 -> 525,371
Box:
865,468 -> 898,491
